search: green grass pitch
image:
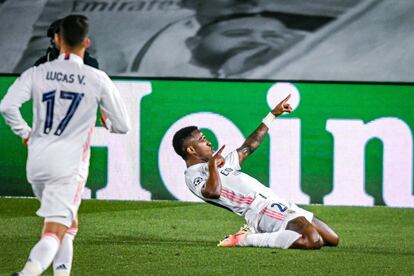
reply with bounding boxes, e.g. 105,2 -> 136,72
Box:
1,198 -> 413,275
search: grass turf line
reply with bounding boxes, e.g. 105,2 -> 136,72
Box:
0,198 -> 413,275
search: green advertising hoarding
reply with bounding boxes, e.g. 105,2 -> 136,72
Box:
0,76 -> 413,207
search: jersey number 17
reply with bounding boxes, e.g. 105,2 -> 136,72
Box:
42,90 -> 84,136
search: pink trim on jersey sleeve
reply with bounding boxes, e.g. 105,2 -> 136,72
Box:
220,188 -> 254,205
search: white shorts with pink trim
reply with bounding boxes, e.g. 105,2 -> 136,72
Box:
31,173 -> 86,228
245,196 -> 314,233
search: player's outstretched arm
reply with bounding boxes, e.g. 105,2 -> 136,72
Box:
202,145 -> 225,199
237,94 -> 292,165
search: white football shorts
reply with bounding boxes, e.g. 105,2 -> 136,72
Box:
254,202 -> 314,233
31,174 -> 86,228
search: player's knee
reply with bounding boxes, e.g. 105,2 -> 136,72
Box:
306,236 -> 323,249
330,232 -> 339,247
303,226 -> 323,249
292,236 -> 322,250
324,229 -> 339,247
312,235 -> 324,249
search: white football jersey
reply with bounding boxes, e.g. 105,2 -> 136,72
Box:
185,150 -> 290,226
0,53 -> 130,183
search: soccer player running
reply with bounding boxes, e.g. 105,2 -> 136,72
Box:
173,95 -> 339,249
0,15 -> 130,275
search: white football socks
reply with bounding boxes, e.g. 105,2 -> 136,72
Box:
21,233 -> 61,276
238,230 -> 301,249
53,227 -> 78,276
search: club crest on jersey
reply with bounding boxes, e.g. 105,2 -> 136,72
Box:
193,177 -> 203,186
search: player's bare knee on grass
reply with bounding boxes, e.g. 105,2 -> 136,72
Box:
334,234 -> 339,246
325,231 -> 339,247
304,226 -> 323,249
312,216 -> 339,247
287,217 -> 322,249
290,227 -> 323,250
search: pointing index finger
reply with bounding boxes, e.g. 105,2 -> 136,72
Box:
282,94 -> 291,103
214,145 -> 226,156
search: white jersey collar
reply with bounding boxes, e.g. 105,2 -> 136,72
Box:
58,53 -> 84,65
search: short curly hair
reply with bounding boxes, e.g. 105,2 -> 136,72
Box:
172,126 -> 198,160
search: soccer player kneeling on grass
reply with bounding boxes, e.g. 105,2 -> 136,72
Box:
0,15 -> 130,275
172,95 -> 339,249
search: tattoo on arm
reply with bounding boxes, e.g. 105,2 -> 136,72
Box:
237,123 -> 269,163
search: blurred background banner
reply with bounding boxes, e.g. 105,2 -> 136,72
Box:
1,76 -> 413,207
0,0 -> 413,81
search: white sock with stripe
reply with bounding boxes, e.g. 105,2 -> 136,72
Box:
21,233 -> 61,275
238,230 -> 301,249
53,227 -> 78,276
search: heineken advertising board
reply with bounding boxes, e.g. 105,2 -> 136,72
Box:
0,76 -> 413,207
